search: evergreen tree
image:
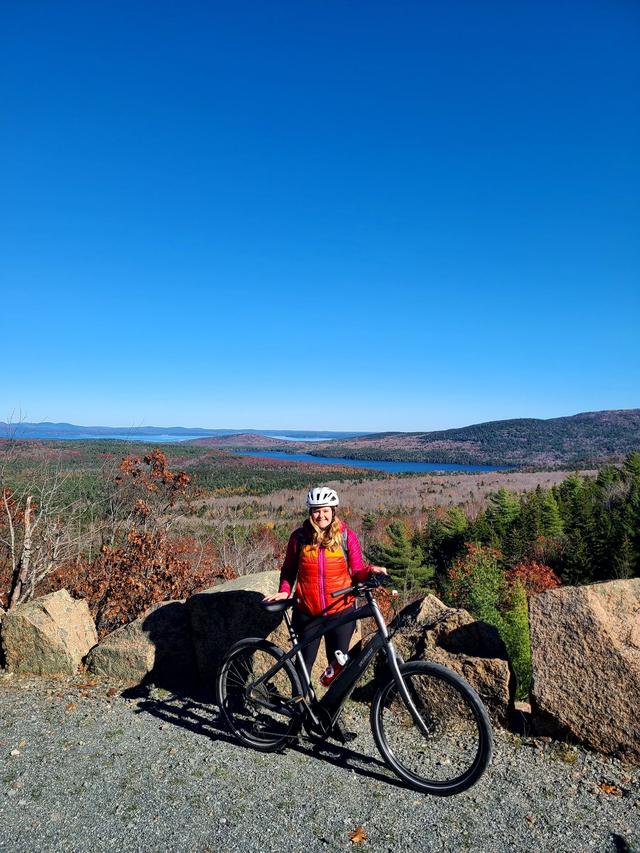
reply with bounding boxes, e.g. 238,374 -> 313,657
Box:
519,488 -> 545,544
540,491 -> 563,537
623,450 -> 640,480
556,474 -> 595,584
612,535 -> 634,579
367,521 -> 434,598
447,544 -> 505,626
622,452 -> 640,577
486,488 -> 520,532
420,507 -> 468,584
361,511 -> 377,551
500,581 -> 532,699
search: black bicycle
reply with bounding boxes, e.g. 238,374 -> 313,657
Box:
216,575 -> 493,795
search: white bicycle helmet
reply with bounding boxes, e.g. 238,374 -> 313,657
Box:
306,486 -> 340,508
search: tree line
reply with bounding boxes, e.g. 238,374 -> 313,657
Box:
365,452 -> 640,696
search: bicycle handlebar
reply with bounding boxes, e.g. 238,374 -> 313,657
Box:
330,573 -> 393,598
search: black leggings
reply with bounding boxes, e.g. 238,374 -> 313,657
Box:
292,606 -> 355,676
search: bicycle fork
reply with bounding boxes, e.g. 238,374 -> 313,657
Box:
371,597 -> 433,740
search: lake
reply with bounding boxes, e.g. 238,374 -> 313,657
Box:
232,450 -> 507,474
7,433 -> 209,443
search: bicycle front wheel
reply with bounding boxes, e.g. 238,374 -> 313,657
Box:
217,639 -> 302,752
371,661 -> 493,795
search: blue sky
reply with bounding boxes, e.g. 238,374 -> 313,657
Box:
2,1 -> 639,431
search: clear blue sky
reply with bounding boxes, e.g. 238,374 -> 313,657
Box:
2,2 -> 639,431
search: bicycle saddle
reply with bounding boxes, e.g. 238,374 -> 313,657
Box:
260,598 -> 295,614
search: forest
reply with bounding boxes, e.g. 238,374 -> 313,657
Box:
1,438 -> 638,697
309,408 -> 640,467
366,452 -> 640,694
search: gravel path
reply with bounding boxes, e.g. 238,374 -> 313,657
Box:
0,673 -> 638,853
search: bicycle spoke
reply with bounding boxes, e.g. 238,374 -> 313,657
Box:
372,662 -> 492,795
218,642 -> 302,751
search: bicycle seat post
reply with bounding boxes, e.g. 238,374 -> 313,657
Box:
283,609 -> 296,643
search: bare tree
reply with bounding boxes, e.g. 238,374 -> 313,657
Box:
0,466 -> 88,608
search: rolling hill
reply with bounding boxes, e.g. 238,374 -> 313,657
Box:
190,409 -> 640,468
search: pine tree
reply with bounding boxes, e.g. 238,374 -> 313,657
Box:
447,544 -> 505,626
485,488 -> 521,549
501,581 -> 532,699
361,511 -> 377,551
519,488 -> 545,544
420,507 -> 468,585
367,521 -> 434,598
540,490 -> 564,537
556,474 -> 595,584
623,450 -> 640,480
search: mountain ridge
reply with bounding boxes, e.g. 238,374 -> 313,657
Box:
190,409 -> 640,468
2,409 -> 639,468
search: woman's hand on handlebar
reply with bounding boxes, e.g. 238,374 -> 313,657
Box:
370,565 -> 388,576
262,591 -> 290,603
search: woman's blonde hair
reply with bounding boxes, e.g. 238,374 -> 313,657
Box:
304,513 -> 343,550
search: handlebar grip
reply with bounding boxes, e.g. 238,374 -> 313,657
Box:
331,585 -> 355,598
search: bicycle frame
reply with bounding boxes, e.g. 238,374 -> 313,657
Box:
247,586 -> 430,738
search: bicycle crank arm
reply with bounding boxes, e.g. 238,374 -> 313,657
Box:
247,693 -> 300,719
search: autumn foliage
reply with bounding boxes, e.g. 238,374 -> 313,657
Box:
45,451 -> 234,636
505,562 -> 561,597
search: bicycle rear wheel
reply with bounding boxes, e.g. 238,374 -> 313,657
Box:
371,661 -> 492,795
217,639 -> 302,752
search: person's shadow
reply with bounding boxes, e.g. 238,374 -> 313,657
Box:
121,590 -> 282,698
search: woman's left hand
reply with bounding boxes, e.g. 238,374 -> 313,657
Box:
370,565 -> 388,575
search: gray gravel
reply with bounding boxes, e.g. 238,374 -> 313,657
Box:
0,673 -> 638,852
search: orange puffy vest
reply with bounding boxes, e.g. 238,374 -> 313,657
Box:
294,530 -> 353,617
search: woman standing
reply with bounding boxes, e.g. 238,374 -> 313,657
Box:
263,486 -> 386,677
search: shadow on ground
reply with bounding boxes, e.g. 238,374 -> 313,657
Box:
126,689 -> 406,790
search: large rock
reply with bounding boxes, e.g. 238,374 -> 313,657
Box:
530,579 -> 640,761
187,571 -> 361,691
86,600 -> 197,689
388,594 -> 514,726
187,571 -> 284,690
1,589 -> 97,675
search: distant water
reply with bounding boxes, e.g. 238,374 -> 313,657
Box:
9,430 -> 507,471
232,450 -> 507,473
16,433 -> 207,443
9,431 -> 347,443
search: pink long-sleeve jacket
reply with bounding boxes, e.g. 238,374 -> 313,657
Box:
279,521 -> 371,616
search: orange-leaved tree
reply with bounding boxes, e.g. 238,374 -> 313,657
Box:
47,450 -> 233,636
505,561 -> 561,597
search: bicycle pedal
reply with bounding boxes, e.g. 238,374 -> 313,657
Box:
329,722 -> 358,744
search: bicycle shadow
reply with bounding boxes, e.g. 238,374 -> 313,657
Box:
129,690 -> 406,790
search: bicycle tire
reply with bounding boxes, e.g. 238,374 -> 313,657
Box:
217,639 -> 303,752
371,661 -> 493,795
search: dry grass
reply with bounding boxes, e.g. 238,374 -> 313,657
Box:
175,468 -> 590,537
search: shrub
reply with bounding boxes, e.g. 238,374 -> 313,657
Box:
500,581 -> 532,699
448,544 -> 534,698
447,543 -> 504,625
505,561 -> 561,596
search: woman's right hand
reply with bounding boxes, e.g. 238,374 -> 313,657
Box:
262,591 -> 291,604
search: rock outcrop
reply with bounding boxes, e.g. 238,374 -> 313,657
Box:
86,600 -> 197,689
529,578 -> 640,761
1,590 -> 97,676
187,571 -> 297,690
388,594 -> 514,726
